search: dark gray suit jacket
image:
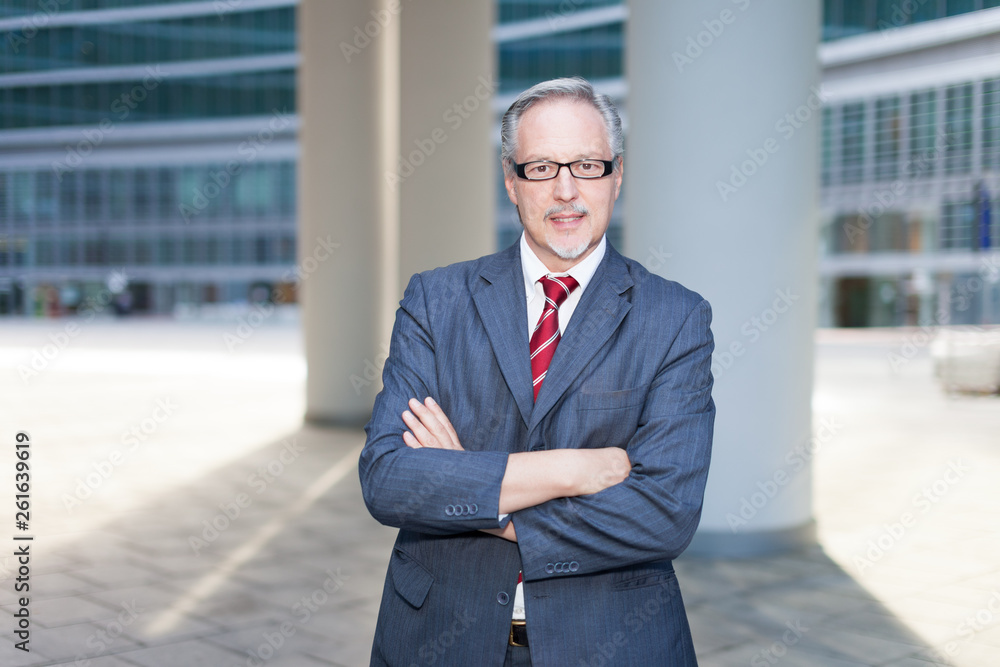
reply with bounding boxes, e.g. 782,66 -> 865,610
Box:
359,241 -> 714,666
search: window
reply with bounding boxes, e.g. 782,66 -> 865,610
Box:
841,103 -> 866,184
158,168 -> 176,221
874,97 -> 901,181
12,172 -> 33,225
946,0 -> 976,15
59,171 -> 80,225
134,169 -> 153,222
134,238 -> 153,265
0,173 -> 7,226
35,172 -> 58,223
983,79 -> 1000,171
234,165 -> 274,219
157,237 -> 176,265
181,237 -> 199,265
83,170 -> 103,222
821,107 -> 834,186
909,90 -> 937,178
109,169 -> 131,222
35,239 -> 56,266
944,83 -> 973,174
940,199 -> 975,250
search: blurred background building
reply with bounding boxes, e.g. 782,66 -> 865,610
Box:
0,0 -> 298,316
2,0 -> 1000,325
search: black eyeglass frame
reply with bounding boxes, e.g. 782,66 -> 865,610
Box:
513,159 -> 616,181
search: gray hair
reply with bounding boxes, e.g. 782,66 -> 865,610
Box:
500,76 -> 624,175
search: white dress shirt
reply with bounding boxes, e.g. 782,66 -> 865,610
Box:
510,231 -> 606,621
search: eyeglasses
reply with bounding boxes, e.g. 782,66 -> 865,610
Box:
514,159 -> 615,181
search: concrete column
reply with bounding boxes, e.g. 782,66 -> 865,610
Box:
299,0 -> 494,425
397,1 -> 495,296
626,0 -> 821,556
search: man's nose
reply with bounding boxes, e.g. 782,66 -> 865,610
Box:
552,166 -> 579,201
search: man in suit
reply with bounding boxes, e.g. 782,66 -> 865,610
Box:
359,77 -> 714,666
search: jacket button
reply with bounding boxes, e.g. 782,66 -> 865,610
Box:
470,504 -> 478,514
569,561 -> 579,572
545,563 -> 555,574
445,505 -> 455,516
497,592 -> 509,605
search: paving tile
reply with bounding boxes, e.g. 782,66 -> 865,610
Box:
29,620 -> 144,665
0,596 -> 123,630
49,657 -> 146,667
116,638 -> 246,667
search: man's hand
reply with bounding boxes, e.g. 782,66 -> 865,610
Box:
402,397 -> 464,450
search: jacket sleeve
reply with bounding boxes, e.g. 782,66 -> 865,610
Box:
358,272 -> 510,534
512,298 -> 715,580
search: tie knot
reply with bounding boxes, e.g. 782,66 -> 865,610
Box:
539,275 -> 579,307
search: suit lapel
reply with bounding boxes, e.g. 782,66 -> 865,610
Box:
528,246 -> 634,434
471,244 -> 534,428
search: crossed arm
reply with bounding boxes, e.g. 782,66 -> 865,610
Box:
400,396 -> 631,541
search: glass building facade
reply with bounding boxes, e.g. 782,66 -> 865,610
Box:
4,0 -> 1000,325
0,0 -> 297,315
823,0 -> 1000,40
820,8 -> 1000,327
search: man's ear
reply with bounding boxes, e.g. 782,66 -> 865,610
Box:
613,157 -> 623,200
504,165 -> 519,206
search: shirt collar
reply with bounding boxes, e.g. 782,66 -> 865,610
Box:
519,232 -> 607,302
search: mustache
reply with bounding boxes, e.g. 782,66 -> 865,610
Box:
545,203 -> 589,218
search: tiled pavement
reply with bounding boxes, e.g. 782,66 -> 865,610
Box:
0,319 -> 998,666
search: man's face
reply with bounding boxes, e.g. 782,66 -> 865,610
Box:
504,98 -> 622,272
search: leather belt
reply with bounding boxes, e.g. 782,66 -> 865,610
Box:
509,619 -> 528,647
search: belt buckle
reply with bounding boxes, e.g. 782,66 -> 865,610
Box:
509,619 -> 527,647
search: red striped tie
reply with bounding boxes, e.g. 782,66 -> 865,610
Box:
530,275 -> 579,401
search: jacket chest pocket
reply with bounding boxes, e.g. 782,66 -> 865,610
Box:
574,386 -> 646,447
